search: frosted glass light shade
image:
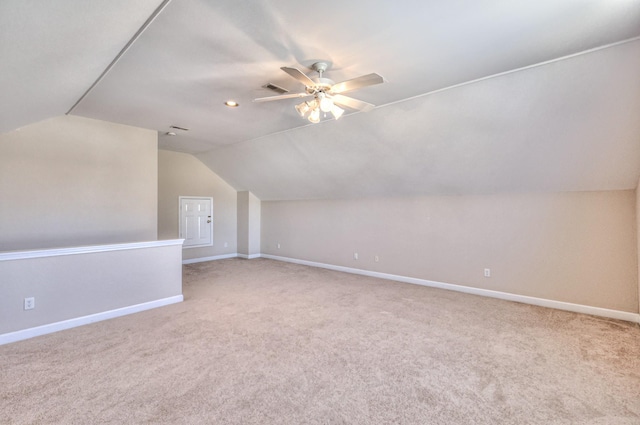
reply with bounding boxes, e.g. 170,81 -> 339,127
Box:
308,108 -> 320,123
295,102 -> 310,117
331,105 -> 344,120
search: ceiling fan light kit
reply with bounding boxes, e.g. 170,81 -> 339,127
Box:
254,61 -> 384,123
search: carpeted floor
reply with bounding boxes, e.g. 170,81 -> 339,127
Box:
1,258 -> 639,424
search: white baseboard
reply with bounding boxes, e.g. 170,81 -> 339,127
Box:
238,253 -> 261,260
0,295 -> 184,346
182,253 -> 262,264
261,254 -> 640,324
182,253 -> 238,264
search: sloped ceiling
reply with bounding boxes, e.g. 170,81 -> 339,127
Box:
0,0 -> 164,134
198,40 -> 640,200
2,1 -> 640,200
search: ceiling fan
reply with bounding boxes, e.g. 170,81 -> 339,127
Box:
253,62 -> 385,123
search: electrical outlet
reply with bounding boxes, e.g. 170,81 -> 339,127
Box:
484,268 -> 491,278
24,297 -> 35,310
374,255 -> 379,262
224,242 -> 228,248
354,252 -> 358,260
277,243 -> 281,249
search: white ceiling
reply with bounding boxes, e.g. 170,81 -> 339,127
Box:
3,1 -> 640,200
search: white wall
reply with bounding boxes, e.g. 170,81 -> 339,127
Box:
0,115 -> 157,250
262,191 -> 638,313
158,150 -> 237,260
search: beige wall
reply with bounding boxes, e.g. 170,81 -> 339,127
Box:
0,241 -> 183,335
237,191 -> 261,256
237,192 -> 249,255
262,191 -> 638,313
158,150 -> 237,260
0,115 -> 157,251
637,177 -> 640,315
249,192 -> 261,256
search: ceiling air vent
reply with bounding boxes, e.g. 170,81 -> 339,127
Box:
263,83 -> 289,94
169,125 -> 189,132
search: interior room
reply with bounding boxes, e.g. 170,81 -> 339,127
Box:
1,1 -> 639,423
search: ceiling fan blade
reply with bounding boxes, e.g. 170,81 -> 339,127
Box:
332,94 -> 375,112
253,92 -> 312,103
331,73 -> 384,94
281,66 -> 316,87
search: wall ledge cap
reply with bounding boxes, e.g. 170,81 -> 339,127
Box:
0,239 -> 185,261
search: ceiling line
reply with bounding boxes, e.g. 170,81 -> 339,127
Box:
66,0 -> 174,115
378,35 -> 640,111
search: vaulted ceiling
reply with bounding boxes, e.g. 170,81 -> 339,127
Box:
2,1 -> 640,200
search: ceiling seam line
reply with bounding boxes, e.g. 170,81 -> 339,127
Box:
378,35 -> 640,111
65,0 -> 174,116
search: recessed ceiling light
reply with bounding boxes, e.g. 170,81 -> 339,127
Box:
224,100 -> 239,107
165,131 -> 177,136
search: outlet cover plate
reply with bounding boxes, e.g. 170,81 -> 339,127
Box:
24,297 -> 35,310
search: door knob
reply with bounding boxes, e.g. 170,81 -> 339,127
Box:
207,220 -> 211,223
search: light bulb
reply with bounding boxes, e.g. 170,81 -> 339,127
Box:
319,94 -> 333,112
308,108 -> 320,123
331,105 -> 344,120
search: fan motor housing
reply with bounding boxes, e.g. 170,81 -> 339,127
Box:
309,77 -> 334,93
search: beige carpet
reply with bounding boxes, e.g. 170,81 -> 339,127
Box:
1,258 -> 639,424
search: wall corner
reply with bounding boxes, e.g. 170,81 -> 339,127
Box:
237,191 -> 261,257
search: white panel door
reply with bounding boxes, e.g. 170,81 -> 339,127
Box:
179,197 -> 213,248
